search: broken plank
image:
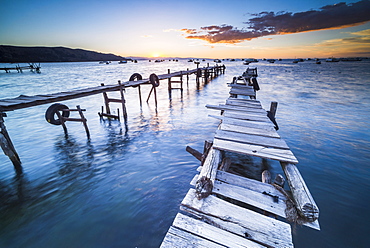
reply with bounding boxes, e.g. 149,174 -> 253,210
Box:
181,189 -> 293,248
214,129 -> 289,150
213,139 -> 298,164
216,170 -> 285,198
192,171 -> 320,230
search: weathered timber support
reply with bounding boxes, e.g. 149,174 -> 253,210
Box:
56,105 -> 90,138
0,113 -> 22,169
281,162 -> 319,222
167,69 -> 183,95
98,81 -> 127,121
195,147 -> 222,199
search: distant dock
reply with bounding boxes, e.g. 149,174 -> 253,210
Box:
0,63 -> 41,73
160,68 -> 320,247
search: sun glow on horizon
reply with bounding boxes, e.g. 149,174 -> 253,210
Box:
151,52 -> 161,58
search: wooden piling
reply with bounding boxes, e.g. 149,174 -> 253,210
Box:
0,113 -> 21,169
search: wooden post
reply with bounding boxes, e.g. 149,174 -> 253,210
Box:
269,102 -> 278,118
153,86 -> 158,108
101,83 -> 111,115
76,105 -> 90,138
118,81 -> 127,122
56,111 -> 68,135
168,69 -> 171,91
138,85 -> 142,107
262,170 -> 271,184
281,162 -> 319,222
0,113 -> 22,170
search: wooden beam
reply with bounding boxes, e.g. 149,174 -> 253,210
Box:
281,162 -> 319,222
195,147 -> 221,199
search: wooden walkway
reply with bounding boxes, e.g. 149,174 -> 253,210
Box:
0,66 -> 223,112
161,70 -> 319,247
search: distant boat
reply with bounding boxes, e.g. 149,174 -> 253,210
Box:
293,58 -> 304,63
118,60 -> 127,64
267,59 -> 275,63
214,59 -> 221,63
244,58 -> 258,63
326,57 -> 340,62
243,62 -> 250,65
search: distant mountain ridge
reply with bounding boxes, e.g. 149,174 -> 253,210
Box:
0,45 -> 127,63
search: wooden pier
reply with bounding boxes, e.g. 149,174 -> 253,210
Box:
0,63 -> 41,73
160,68 -> 319,247
0,64 -> 225,169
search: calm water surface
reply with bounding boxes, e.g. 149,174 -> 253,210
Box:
0,59 -> 369,247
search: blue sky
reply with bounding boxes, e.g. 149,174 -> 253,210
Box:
1,0 -> 369,58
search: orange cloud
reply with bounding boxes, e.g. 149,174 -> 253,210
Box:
181,0 -> 370,44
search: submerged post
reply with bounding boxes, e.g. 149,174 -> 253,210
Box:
0,113 -> 22,170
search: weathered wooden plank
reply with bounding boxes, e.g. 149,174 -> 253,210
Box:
229,83 -> 253,89
223,111 -> 271,122
160,226 -> 224,248
281,163 -> 319,222
209,115 -> 276,129
206,104 -> 266,114
214,129 -> 289,150
181,189 -> 293,248
195,148 -> 221,199
229,88 -> 256,96
226,99 -> 263,108
173,213 -> 266,248
220,123 -> 280,138
213,139 -> 299,164
226,98 -> 261,104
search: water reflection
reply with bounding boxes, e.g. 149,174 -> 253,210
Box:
54,135 -> 95,176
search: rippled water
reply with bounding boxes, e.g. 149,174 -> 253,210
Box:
0,59 -> 369,247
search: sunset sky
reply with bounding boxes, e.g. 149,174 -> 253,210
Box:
1,0 -> 369,59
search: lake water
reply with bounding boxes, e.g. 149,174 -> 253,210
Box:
0,59 -> 369,247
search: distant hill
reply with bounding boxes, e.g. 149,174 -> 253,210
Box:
0,45 -> 127,63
